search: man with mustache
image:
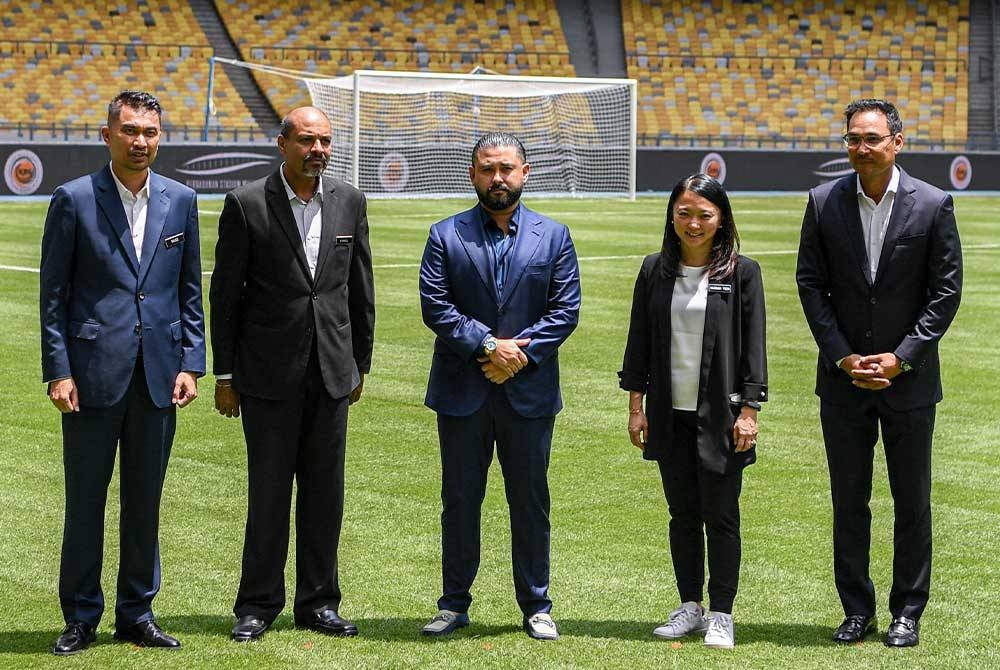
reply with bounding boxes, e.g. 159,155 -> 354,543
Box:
41,90 -> 205,654
210,106 -> 375,642
418,132 -> 581,640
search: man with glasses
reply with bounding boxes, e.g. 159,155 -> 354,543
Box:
796,99 -> 962,648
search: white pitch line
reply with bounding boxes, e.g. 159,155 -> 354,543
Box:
6,245 -> 999,278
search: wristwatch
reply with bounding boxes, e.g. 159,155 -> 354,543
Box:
483,335 -> 498,356
743,400 -> 762,411
898,357 -> 913,373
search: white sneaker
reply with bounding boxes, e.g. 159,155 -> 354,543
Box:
703,611 -> 735,649
523,612 -> 559,640
653,602 -> 708,639
421,609 -> 469,636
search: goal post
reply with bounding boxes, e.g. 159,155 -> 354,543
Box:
304,70 -> 637,199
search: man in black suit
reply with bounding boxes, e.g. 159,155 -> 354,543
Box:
209,106 -> 375,642
797,99 -> 962,648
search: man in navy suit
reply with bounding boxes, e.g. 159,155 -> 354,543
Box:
418,132 -> 581,641
40,90 -> 205,655
797,99 -> 962,648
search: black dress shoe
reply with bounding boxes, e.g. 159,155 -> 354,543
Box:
885,616 -> 919,647
832,614 -> 877,643
52,621 -> 96,655
294,609 -> 358,637
113,620 -> 181,648
232,615 -> 270,642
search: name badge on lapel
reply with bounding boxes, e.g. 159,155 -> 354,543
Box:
335,235 -> 353,245
163,233 -> 185,249
708,283 -> 732,294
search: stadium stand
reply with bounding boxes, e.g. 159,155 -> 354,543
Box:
0,0 -> 976,148
622,0 -> 969,146
0,0 -> 255,131
212,0 -> 574,117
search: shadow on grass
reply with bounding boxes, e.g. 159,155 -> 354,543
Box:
0,617 -> 841,652
0,615 -> 233,654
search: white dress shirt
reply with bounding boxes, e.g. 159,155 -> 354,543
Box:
109,163 -> 150,263
857,166 -> 900,283
280,165 -> 323,278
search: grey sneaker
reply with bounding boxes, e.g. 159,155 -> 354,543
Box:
653,602 -> 708,639
523,612 -> 559,640
421,610 -> 470,636
703,611 -> 735,649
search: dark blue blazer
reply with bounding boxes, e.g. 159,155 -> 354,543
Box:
420,204 -> 581,418
40,165 -> 206,408
796,168 -> 962,410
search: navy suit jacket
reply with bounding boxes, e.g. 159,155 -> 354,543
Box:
40,165 -> 206,408
419,204 -> 581,418
796,168 -> 962,410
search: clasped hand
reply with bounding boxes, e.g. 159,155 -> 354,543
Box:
477,338 -> 531,384
840,352 -> 901,390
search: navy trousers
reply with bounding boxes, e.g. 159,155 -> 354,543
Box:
436,388 -> 555,616
59,363 -> 176,628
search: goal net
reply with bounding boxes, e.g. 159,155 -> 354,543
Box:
306,70 -> 636,198
212,60 -> 636,199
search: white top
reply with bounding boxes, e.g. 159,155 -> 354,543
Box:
856,165 -> 900,283
670,263 -> 709,411
280,164 -> 323,278
109,163 -> 150,263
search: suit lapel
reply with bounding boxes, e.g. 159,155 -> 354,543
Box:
137,172 -> 168,287
873,171 -> 916,286
265,172 -> 312,282
94,165 -> 140,276
498,207 -> 543,308
312,180 -> 339,285
456,208 -> 499,303
837,177 -> 872,285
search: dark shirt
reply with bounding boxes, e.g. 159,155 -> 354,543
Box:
479,203 -> 520,298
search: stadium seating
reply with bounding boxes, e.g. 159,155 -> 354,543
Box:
0,0 -> 972,147
0,0 -> 255,131
212,0 -> 574,117
622,0 -> 969,146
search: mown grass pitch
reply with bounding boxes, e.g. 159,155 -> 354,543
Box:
1,193 -> 997,669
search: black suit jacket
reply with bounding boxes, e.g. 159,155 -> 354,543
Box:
619,254 -> 768,475
209,171 -> 375,400
796,168 -> 962,410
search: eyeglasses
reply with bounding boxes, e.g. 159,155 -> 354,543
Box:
842,133 -> 895,149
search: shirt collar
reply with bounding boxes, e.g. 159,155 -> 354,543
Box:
280,162 -> 323,203
109,162 -> 150,201
856,165 -> 900,203
477,202 -> 520,232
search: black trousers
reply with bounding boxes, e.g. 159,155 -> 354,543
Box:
436,387 -> 555,617
821,397 -> 935,621
60,362 -> 175,629
234,347 -> 350,623
657,410 -> 743,614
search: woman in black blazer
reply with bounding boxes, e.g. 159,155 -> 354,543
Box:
619,174 -> 767,650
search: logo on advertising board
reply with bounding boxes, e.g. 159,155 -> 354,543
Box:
949,155 -> 971,190
699,152 -> 726,184
378,152 -> 410,192
4,149 -> 44,195
173,152 -> 277,191
812,157 -> 855,183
